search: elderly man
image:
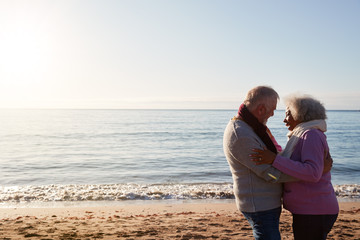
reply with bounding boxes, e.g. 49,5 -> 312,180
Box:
223,86 -> 296,240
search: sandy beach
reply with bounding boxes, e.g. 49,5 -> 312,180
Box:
0,201 -> 359,240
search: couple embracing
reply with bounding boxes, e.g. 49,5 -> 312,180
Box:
223,86 -> 338,240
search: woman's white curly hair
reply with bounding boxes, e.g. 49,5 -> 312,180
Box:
284,94 -> 327,122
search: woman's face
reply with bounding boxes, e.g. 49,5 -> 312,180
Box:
284,109 -> 301,131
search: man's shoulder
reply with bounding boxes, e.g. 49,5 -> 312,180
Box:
229,120 -> 253,133
225,120 -> 256,138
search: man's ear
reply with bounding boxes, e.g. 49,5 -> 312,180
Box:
257,104 -> 266,115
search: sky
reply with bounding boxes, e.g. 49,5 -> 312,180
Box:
0,0 -> 359,110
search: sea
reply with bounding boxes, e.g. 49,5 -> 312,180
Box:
0,109 -> 359,207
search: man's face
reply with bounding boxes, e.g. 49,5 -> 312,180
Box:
261,99 -> 277,125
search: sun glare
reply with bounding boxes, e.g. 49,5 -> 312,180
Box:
0,3 -> 52,108
3,33 -> 46,77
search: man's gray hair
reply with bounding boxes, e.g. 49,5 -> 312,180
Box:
284,95 -> 327,122
244,86 -> 279,110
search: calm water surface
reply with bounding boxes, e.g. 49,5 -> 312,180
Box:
0,109 -> 358,187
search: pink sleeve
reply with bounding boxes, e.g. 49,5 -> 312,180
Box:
272,130 -> 326,182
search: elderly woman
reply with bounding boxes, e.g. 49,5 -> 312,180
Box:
251,95 -> 339,240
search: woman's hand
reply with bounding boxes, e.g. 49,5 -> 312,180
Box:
250,148 -> 277,165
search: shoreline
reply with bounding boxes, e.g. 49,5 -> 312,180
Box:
1,183 -> 358,204
0,201 -> 359,239
0,196 -> 359,209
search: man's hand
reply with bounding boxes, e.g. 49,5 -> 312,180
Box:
323,150 -> 333,173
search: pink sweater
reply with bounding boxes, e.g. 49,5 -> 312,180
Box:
273,129 -> 339,215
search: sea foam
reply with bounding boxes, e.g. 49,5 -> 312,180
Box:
0,183 -> 358,204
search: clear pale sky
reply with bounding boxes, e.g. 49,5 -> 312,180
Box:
0,0 -> 359,110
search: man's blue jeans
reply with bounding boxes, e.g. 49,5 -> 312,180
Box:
242,207 -> 282,240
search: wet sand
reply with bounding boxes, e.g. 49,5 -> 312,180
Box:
0,201 -> 359,239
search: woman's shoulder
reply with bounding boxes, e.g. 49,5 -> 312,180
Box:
302,128 -> 328,146
303,128 -> 326,137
